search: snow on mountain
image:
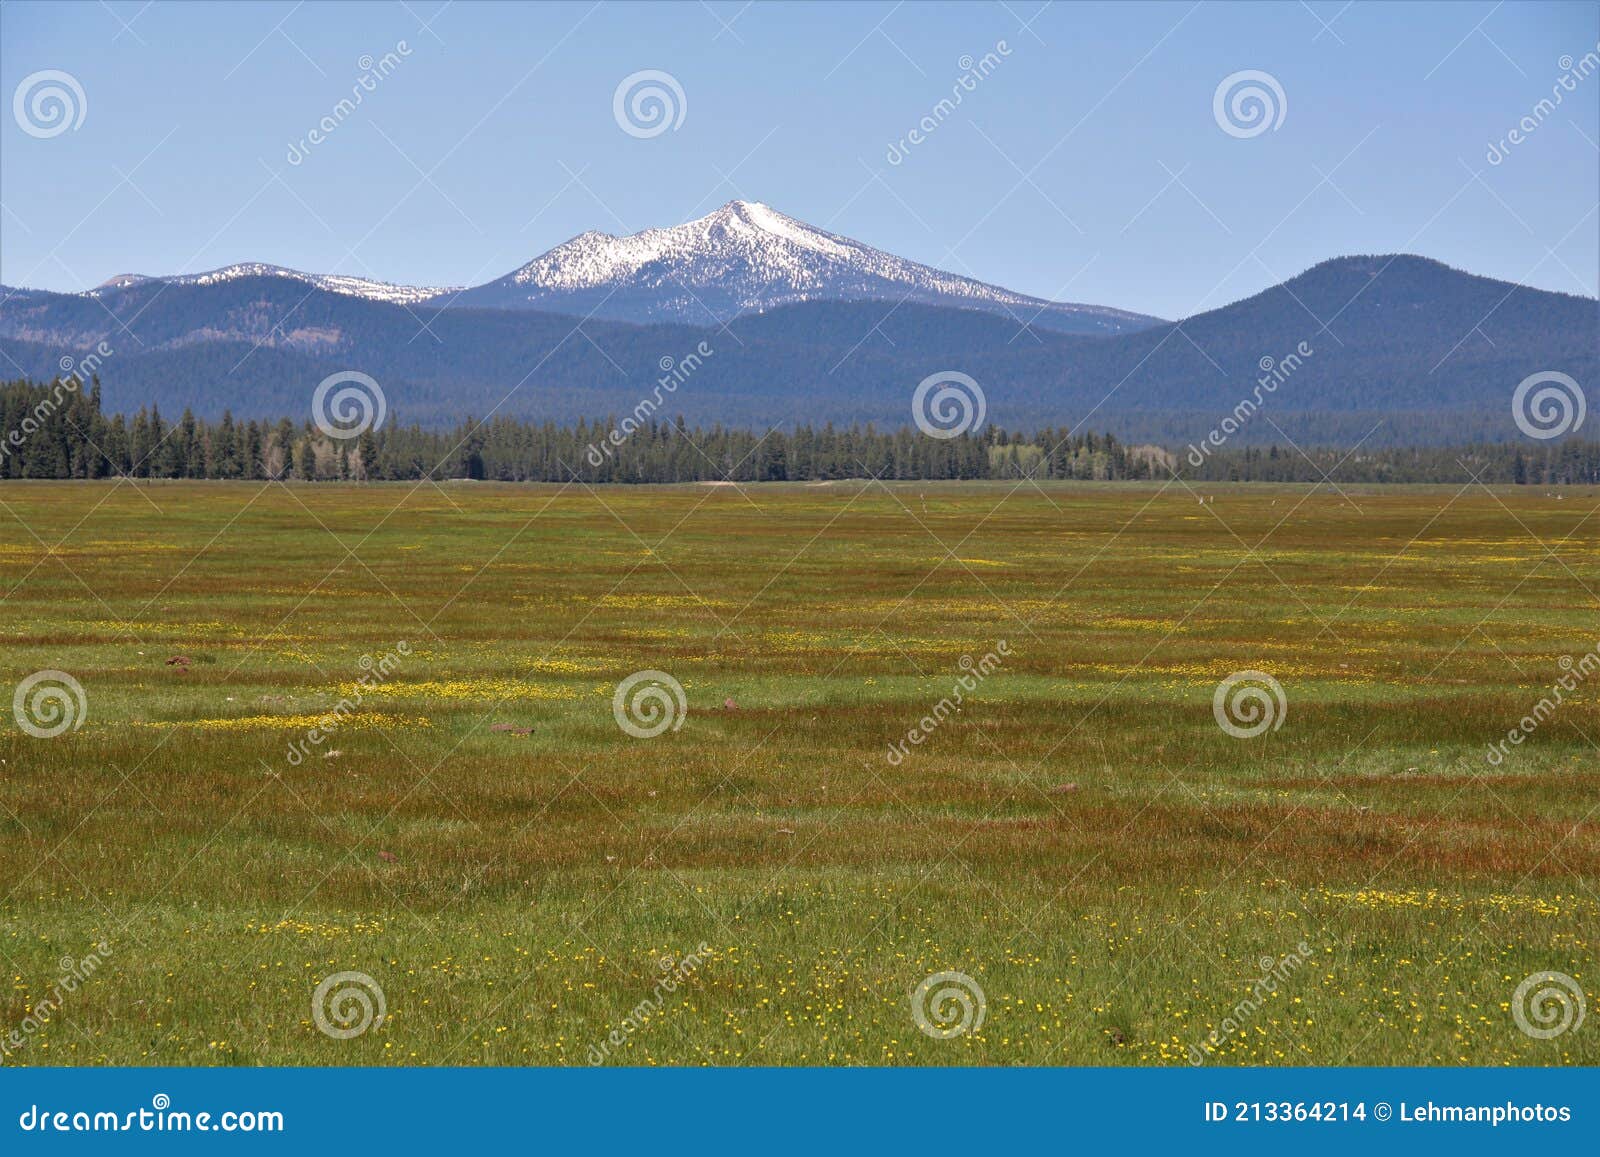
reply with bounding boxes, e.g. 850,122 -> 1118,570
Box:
90,263 -> 458,307
58,201 -> 1158,333
449,201 -> 1162,333
97,274 -> 155,290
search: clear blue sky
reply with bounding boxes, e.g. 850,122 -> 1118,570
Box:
2,0 -> 1595,319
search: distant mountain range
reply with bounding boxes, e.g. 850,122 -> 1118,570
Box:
0,203 -> 1594,446
49,201 -> 1161,335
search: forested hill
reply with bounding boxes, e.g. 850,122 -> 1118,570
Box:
3,379 -> 1596,486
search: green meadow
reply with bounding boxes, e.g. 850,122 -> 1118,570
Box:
0,479 -> 1595,1066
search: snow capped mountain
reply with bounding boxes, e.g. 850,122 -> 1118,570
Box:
4,248 -> 1590,440
451,200 -> 1161,334
47,201 -> 1157,333
89,263 -> 458,306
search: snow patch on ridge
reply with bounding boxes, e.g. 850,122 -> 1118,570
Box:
90,263 -> 459,306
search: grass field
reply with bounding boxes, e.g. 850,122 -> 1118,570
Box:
0,479 -> 1595,1067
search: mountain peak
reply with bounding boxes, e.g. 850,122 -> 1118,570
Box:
65,204 -> 1163,334
711,198 -> 771,217
705,199 -> 787,231
86,262 -> 459,305
469,202 -> 1159,333
1280,253 -> 1596,303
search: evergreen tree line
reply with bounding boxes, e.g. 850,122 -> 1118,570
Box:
3,377 -> 1597,485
